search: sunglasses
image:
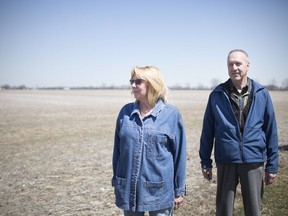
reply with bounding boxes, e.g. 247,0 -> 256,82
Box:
129,78 -> 144,85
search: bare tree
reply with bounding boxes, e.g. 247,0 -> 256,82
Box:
266,79 -> 278,90
282,78 -> 288,90
210,78 -> 220,89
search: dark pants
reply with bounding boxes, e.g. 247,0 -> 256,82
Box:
216,163 -> 264,216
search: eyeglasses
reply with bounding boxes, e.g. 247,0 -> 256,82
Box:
129,78 -> 143,85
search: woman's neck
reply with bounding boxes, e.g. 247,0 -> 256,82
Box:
139,101 -> 154,118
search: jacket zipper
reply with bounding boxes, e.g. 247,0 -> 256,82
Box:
230,96 -> 244,161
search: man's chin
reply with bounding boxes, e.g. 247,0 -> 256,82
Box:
231,76 -> 241,81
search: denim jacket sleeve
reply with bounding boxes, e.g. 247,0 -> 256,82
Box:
112,113 -> 121,186
172,111 -> 187,197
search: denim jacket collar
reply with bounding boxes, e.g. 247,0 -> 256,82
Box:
131,99 -> 166,118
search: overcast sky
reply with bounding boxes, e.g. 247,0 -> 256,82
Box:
1,0 -> 288,88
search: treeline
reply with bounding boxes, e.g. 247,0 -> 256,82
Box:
1,84 -> 288,91
0,84 -> 130,90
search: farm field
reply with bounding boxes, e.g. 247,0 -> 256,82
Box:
0,89 -> 287,216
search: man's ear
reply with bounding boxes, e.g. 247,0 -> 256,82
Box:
247,61 -> 250,70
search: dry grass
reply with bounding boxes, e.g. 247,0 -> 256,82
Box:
0,90 -> 287,216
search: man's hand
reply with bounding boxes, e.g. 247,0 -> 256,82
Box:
174,196 -> 184,210
202,168 -> 212,181
265,172 -> 276,185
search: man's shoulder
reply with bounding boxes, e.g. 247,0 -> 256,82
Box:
249,79 -> 267,94
210,82 -> 227,95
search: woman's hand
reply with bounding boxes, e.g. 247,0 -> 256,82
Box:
174,196 -> 184,210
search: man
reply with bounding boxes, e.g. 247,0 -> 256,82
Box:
199,49 -> 278,216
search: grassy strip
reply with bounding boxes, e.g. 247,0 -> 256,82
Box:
261,151 -> 288,215
234,151 -> 288,216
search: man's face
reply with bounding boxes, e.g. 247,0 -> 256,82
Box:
227,51 -> 250,82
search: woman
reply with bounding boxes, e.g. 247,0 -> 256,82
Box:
112,66 -> 187,216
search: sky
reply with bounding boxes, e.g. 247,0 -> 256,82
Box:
0,0 -> 288,88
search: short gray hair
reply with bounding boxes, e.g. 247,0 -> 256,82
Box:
227,49 -> 249,62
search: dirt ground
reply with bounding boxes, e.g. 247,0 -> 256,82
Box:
0,90 -> 287,216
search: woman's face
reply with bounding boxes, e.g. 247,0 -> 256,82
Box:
130,76 -> 148,102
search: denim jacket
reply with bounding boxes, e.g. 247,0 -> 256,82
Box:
112,99 -> 186,212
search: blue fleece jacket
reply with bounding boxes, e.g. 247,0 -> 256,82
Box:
199,79 -> 278,173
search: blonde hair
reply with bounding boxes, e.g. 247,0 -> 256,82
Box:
131,66 -> 168,106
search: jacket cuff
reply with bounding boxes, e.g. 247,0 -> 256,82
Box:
201,161 -> 213,169
175,186 -> 186,197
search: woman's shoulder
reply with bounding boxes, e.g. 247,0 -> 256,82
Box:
119,102 -> 135,113
162,103 -> 182,117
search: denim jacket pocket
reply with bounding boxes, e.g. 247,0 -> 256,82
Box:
143,181 -> 163,205
146,135 -> 167,160
114,176 -> 127,204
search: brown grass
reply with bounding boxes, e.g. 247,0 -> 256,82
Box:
0,90 -> 287,216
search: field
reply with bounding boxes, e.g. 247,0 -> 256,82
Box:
0,90 -> 287,216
